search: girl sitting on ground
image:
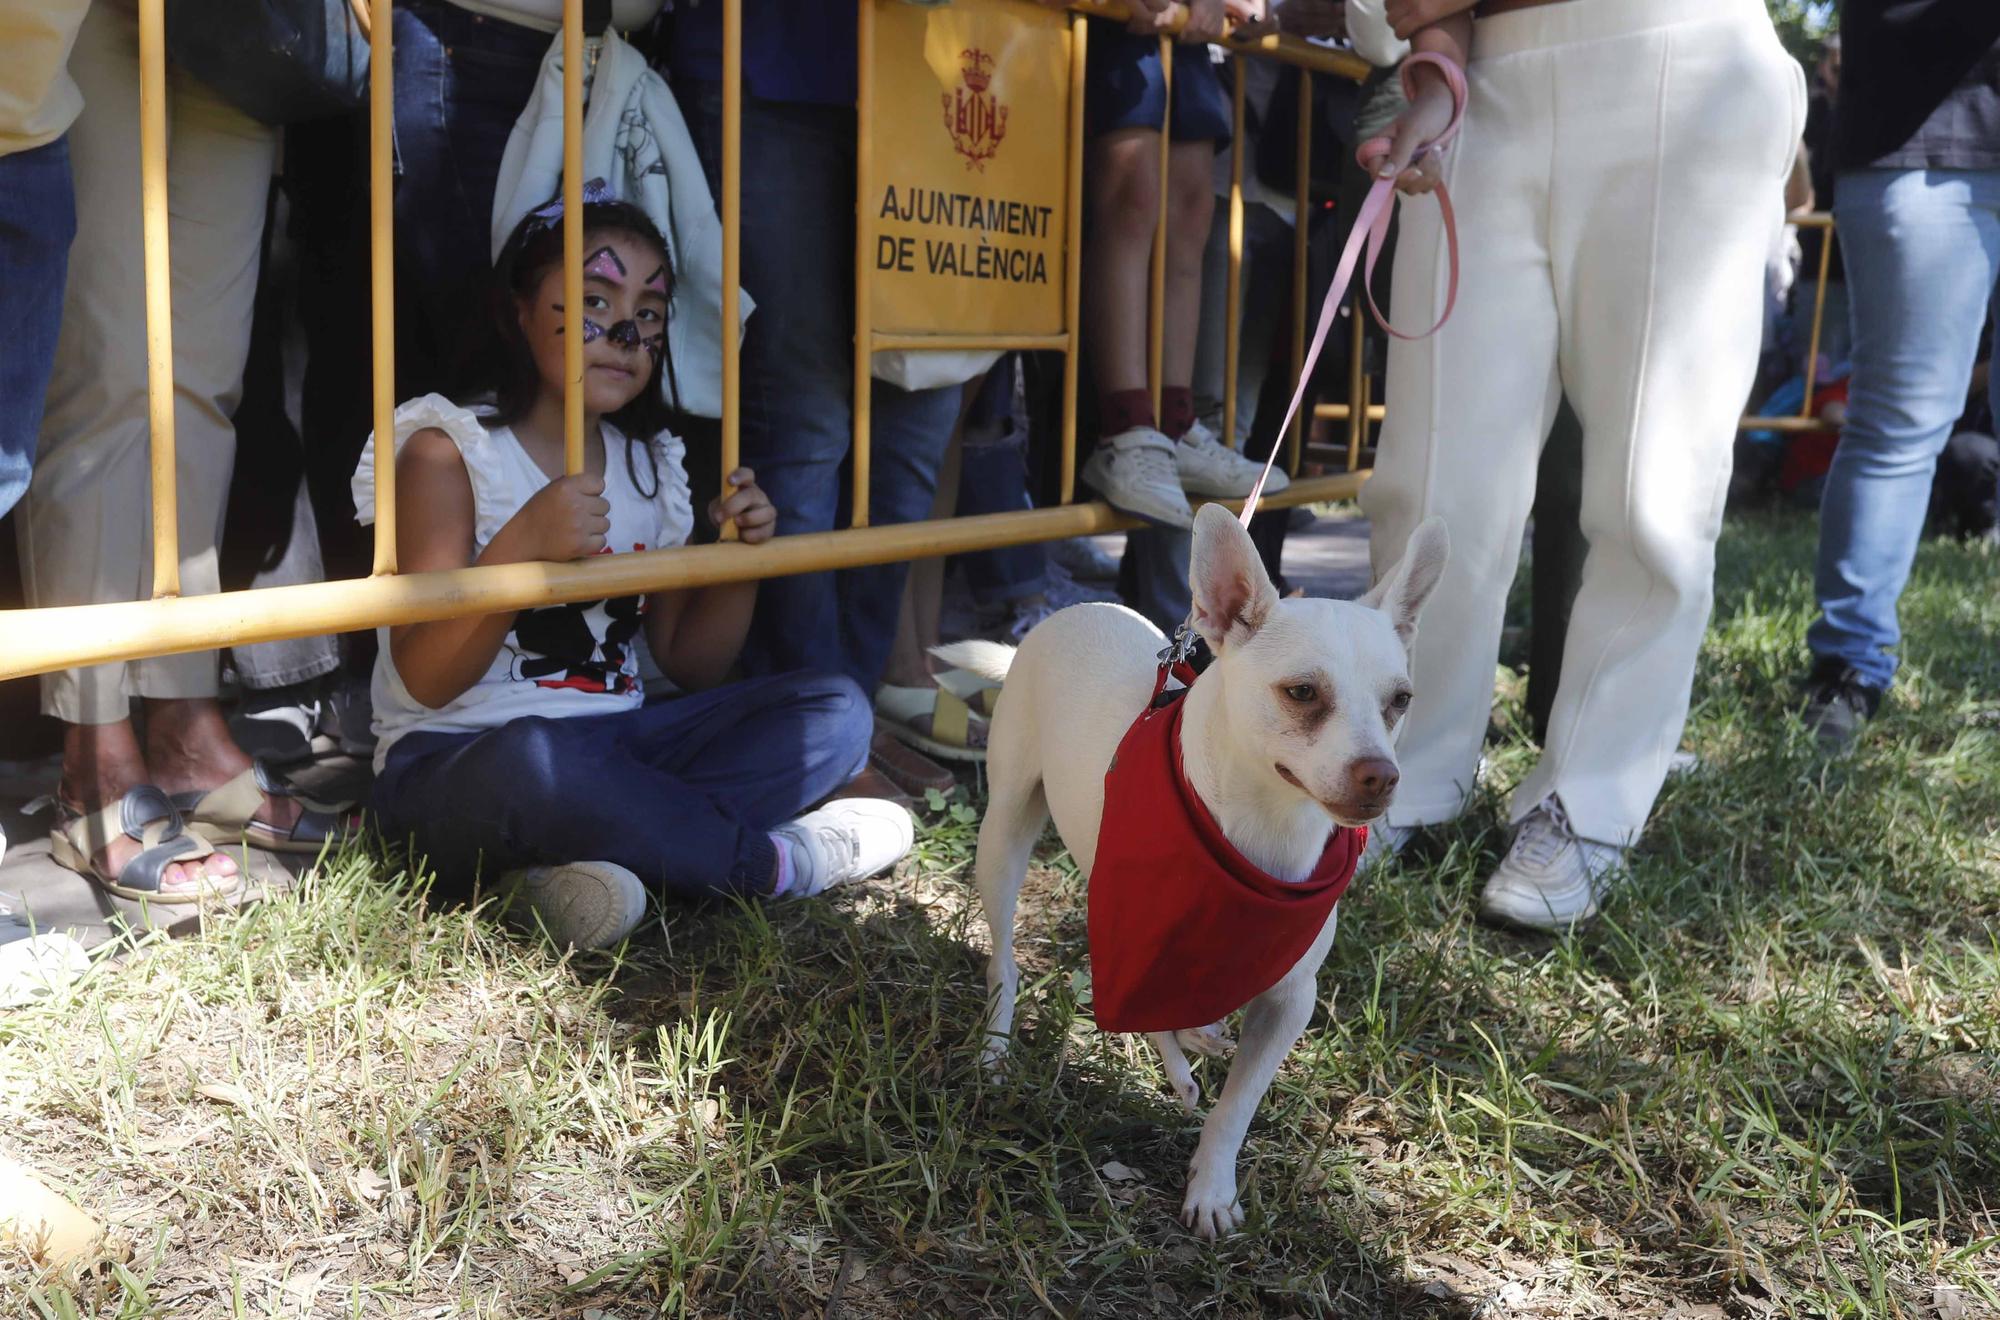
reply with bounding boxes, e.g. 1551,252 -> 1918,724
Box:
354,193 -> 912,948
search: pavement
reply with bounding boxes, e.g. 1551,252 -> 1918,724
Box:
0,508 -> 1374,953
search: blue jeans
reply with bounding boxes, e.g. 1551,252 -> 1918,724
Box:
371,672 -> 873,898
1808,168 -> 2000,689
680,84 -> 960,689
391,0 -> 548,398
957,358 -> 1047,605
0,138 -> 76,520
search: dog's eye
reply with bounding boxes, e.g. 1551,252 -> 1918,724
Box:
1284,683 -> 1318,704
1389,690 -> 1413,711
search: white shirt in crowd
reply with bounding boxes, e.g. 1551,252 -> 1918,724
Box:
351,394 -> 695,773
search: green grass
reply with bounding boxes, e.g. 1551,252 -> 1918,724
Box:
4,510 -> 1998,1317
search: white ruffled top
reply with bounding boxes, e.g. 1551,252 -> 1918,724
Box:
352,393 -> 695,773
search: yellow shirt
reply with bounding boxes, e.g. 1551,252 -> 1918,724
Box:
0,0 -> 90,155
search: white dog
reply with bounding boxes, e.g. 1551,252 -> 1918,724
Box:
936,503 -> 1447,1239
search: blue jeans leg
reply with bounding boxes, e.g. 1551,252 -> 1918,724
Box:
372,672 -> 873,898
1807,168 -> 2000,688
0,138 -> 76,520
681,86 -> 959,689
391,0 -> 547,397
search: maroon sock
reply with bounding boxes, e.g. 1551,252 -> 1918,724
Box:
1100,389 -> 1156,437
1159,387 -> 1195,440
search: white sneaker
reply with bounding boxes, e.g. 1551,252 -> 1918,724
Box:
1083,427 -> 1194,529
1358,819 -> 1413,873
771,799 -> 915,899
1176,419 -> 1289,500
1478,798 -> 1627,933
499,860 -> 648,950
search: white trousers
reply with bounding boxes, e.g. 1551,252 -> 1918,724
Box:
1362,0 -> 1805,845
18,4 -> 276,724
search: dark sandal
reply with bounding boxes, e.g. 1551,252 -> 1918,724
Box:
171,761 -> 357,856
40,786 -> 242,905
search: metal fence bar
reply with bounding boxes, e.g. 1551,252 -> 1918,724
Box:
0,473 -> 1367,683
871,333 -> 1073,353
1061,12 -> 1087,503
561,0 -> 586,475
1224,53 -> 1245,450
1148,33 -> 1171,420
139,0 -> 178,599
1346,289 -> 1365,472
369,0 -> 398,574
850,0 -> 878,527
718,0 -> 742,537
1288,68 -> 1310,475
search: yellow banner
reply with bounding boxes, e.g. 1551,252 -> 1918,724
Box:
868,0 -> 1072,338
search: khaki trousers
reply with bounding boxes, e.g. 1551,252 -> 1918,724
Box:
19,4 -> 276,724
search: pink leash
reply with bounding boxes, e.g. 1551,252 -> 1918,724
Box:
1235,53 -> 1467,528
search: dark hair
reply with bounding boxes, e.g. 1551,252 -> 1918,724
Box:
466,198 -> 684,498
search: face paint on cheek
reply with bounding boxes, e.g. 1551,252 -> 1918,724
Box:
549,303 -> 606,342
640,332 -> 664,363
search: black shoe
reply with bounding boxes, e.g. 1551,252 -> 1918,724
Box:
1800,659 -> 1884,754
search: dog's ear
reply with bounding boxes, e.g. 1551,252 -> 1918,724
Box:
1190,502 -> 1280,653
1360,516 -> 1449,649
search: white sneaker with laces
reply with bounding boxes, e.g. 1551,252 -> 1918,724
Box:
1358,819 -> 1413,873
500,860 -> 648,950
1176,419 -> 1289,500
1083,427 -> 1194,529
771,798 -> 915,899
1478,798 -> 1626,932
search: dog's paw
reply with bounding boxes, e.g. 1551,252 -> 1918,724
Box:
1180,1165 -> 1244,1241
978,1035 -> 1012,1083
1176,1022 -> 1236,1058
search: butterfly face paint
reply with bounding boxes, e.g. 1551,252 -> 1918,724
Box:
552,305 -> 607,342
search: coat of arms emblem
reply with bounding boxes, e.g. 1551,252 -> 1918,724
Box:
943,48 -> 1008,171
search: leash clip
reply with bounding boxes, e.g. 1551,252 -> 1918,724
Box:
1157,623 -> 1196,670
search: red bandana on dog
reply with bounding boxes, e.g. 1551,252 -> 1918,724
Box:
1087,663 -> 1366,1035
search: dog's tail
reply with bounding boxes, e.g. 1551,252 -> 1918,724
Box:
929,640 -> 1016,685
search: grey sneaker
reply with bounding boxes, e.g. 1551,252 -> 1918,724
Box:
770,799 -> 915,899
1176,419 -> 1288,500
1800,660 -> 1883,755
1478,798 -> 1626,932
1084,427 -> 1194,529
499,861 -> 648,950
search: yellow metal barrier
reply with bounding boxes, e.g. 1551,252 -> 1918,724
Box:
0,2 -> 1836,685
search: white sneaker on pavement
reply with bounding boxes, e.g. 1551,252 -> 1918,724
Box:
1478,798 -> 1627,933
1083,427 -> 1194,529
1358,819 -> 1413,873
1176,419 -> 1288,500
499,860 -> 649,950
771,798 -> 915,899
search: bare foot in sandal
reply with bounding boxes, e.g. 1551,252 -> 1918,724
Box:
60,719 -> 237,897
143,698 -> 305,839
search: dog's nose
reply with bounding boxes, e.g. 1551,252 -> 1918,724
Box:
1348,757 -> 1399,799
